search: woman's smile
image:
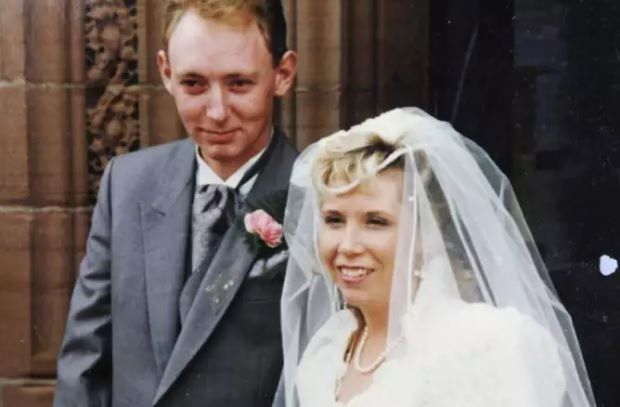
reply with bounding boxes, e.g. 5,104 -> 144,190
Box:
318,168 -> 403,310
338,266 -> 375,284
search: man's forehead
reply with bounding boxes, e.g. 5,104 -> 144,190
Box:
168,10 -> 264,53
167,10 -> 271,72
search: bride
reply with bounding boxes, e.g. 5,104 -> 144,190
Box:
280,108 -> 595,406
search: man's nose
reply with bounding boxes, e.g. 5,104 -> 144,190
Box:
205,86 -> 229,122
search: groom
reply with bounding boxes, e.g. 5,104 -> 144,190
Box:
54,1 -> 297,406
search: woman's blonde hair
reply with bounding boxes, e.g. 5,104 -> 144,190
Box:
311,135 -> 406,194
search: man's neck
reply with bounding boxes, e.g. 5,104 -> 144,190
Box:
196,129 -> 273,184
204,158 -> 243,181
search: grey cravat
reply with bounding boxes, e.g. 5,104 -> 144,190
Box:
179,184 -> 238,325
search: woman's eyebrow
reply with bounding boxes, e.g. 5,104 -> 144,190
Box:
321,209 -> 342,215
365,210 -> 396,219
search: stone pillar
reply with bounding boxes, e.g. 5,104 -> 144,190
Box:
137,0 -> 185,148
291,0 -> 346,148
283,0 -> 429,148
0,1 -> 87,405
0,1 -> 182,406
375,0 -> 428,112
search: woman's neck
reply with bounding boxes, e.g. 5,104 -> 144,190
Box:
358,305 -> 388,337
346,305 -> 391,375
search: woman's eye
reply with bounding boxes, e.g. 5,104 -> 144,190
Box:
367,217 -> 388,226
324,215 -> 343,225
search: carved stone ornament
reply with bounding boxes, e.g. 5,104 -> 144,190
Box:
85,0 -> 139,201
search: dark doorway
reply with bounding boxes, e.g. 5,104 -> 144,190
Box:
430,1 -> 620,405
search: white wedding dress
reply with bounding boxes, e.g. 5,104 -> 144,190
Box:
295,266 -> 568,407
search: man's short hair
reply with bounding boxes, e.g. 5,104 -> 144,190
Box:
162,0 -> 287,63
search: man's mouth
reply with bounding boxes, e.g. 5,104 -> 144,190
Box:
203,129 -> 237,136
198,128 -> 239,144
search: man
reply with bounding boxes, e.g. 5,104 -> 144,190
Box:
54,1 -> 297,406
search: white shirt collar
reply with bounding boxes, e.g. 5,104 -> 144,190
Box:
195,131 -> 271,195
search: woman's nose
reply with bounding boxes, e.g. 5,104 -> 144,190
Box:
337,225 -> 364,255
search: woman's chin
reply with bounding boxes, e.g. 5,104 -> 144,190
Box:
341,291 -> 366,308
341,290 -> 386,310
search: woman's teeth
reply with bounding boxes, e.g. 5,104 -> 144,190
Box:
339,267 -> 372,279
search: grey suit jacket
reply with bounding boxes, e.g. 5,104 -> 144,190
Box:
54,131 -> 297,406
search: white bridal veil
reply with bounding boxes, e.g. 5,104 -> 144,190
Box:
280,107 -> 595,406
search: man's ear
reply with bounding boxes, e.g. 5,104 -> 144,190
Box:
157,50 -> 173,93
274,50 -> 298,97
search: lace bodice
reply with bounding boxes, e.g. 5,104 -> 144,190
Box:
295,298 -> 566,407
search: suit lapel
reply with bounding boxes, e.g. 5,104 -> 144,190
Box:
140,139 -> 196,379
154,129 -> 298,404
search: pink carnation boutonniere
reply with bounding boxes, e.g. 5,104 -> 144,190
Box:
244,209 -> 284,255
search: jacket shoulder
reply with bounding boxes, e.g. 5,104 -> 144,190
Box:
112,139 -> 193,174
102,138 -> 195,202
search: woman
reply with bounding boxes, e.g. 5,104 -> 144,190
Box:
280,108 -> 595,406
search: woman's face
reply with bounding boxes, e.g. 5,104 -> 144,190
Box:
318,169 -> 402,311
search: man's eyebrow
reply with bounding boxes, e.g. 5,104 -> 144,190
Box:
225,71 -> 259,79
174,72 -> 259,80
177,71 -> 204,78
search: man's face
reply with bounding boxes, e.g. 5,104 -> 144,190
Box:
158,10 -> 296,178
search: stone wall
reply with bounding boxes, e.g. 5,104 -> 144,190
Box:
0,1 -> 428,405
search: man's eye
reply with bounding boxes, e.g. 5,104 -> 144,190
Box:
181,79 -> 201,88
230,79 -> 252,88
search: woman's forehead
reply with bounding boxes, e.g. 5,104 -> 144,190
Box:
321,169 -> 403,211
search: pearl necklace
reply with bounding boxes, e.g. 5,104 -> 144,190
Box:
353,327 -> 402,374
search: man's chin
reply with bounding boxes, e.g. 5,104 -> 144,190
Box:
197,144 -> 236,161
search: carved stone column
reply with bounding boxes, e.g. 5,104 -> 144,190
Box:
280,0 -> 429,148
0,1 -> 88,405
0,1 -> 183,406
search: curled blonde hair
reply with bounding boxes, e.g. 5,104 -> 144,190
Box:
312,136 -> 406,195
